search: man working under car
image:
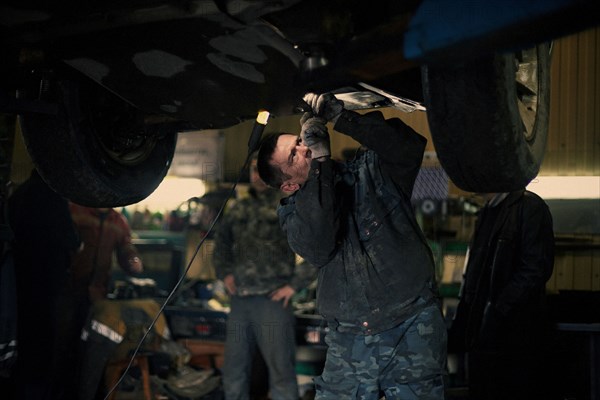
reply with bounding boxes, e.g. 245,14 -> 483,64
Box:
257,93 -> 446,399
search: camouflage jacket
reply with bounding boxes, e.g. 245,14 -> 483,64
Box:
214,187 -> 316,296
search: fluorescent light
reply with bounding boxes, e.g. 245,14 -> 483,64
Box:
125,177 -> 206,213
526,176 -> 600,199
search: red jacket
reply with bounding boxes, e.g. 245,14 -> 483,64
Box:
69,203 -> 141,298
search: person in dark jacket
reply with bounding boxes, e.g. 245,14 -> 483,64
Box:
7,169 -> 81,400
257,93 -> 446,399
448,191 -> 555,400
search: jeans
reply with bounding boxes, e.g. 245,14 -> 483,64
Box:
223,295 -> 298,400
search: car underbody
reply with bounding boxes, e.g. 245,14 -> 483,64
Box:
1,0 -> 598,206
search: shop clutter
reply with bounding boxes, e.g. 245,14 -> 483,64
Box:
86,288 -> 225,400
103,267 -> 321,399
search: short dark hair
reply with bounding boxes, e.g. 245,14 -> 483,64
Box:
257,132 -> 290,188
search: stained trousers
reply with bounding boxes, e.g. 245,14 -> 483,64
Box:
314,303 -> 447,400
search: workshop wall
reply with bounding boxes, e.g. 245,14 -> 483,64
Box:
543,26 -> 600,176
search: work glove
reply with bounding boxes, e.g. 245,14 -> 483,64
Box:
303,92 -> 344,124
300,112 -> 330,160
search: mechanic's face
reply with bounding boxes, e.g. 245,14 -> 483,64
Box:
271,134 -> 311,193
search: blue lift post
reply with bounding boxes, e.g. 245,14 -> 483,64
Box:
404,0 -> 600,62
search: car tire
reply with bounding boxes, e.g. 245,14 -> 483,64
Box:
421,43 -> 551,193
18,69 -> 178,207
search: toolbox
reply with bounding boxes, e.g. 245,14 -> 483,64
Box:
164,306 -> 228,342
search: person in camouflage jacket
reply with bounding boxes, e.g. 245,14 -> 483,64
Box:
214,156 -> 316,400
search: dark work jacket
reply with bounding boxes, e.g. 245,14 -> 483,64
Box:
454,190 -> 555,353
278,110 -> 438,335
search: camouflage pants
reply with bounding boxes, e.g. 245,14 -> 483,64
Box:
314,304 -> 447,399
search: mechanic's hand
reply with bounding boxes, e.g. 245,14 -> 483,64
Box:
299,110 -> 313,126
303,92 -> 344,124
270,285 -> 296,308
223,274 -> 237,295
300,114 -> 330,160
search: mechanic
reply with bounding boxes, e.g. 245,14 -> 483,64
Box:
64,204 -> 144,399
256,92 -> 446,399
447,190 -> 555,399
213,155 -> 317,400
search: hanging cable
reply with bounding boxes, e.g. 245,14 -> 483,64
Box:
103,110 -> 270,399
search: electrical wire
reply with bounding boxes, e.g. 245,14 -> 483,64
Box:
103,112 -> 269,399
